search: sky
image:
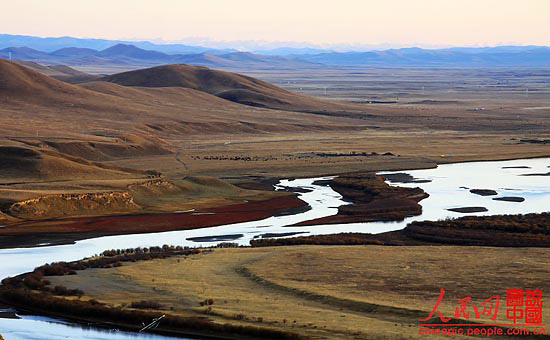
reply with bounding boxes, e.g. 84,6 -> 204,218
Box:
2,0 -> 549,49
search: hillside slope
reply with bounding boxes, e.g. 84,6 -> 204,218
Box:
12,61 -> 100,83
101,64 -> 355,112
0,59 -> 367,143
0,59 -> 90,98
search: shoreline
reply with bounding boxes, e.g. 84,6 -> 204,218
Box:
0,289 -> 250,340
435,153 -> 550,166
0,247 -> 304,340
251,153 -> 550,180
0,194 -> 307,250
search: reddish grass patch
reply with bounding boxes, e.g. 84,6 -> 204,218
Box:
0,195 -> 306,247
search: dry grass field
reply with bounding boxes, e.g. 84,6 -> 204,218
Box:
123,68 -> 550,178
48,245 -> 550,339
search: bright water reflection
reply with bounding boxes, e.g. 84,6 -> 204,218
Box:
0,313 -> 186,340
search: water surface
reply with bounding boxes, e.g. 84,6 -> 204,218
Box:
0,310 -> 185,340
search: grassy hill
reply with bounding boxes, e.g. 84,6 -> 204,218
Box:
100,64 -> 353,112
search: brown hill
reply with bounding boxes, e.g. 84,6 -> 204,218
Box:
100,64 -> 355,112
0,59 -> 365,141
0,146 -> 136,181
0,59 -> 152,109
0,59 -> 88,98
101,64 -> 284,94
13,61 -> 100,83
0,59 -> 166,127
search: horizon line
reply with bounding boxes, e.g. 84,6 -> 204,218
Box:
1,33 -> 549,52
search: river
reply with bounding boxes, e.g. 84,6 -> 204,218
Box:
0,157 -> 549,339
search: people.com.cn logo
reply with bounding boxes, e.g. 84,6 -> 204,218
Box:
418,288 -> 546,337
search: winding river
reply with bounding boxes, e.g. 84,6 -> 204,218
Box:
1,157 -> 549,339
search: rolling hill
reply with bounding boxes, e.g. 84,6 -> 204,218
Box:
95,44 -> 172,60
0,46 -> 51,60
0,59 -> 365,141
176,52 -> 321,69
0,59 -> 91,98
100,64 -> 351,111
0,44 -> 321,70
0,145 -> 135,181
12,61 -> 100,83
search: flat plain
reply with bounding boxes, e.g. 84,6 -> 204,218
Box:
47,245 -> 550,339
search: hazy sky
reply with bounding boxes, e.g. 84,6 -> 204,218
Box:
2,0 -> 549,47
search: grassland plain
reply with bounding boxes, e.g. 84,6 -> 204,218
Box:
33,245 -> 549,339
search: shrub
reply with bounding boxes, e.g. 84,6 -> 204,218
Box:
216,242 -> 239,248
130,300 -> 164,310
199,298 -> 214,306
53,285 -> 84,297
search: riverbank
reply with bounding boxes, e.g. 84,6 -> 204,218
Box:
3,153 -> 549,250
252,211 -> 550,247
0,167 -> 434,250
0,193 -> 307,249
0,246 -> 304,340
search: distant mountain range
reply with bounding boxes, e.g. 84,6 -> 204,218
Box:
252,47 -> 335,56
0,34 -> 234,54
296,46 -> 550,66
0,34 -> 548,68
0,44 -> 322,70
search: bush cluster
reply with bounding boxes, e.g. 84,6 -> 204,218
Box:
193,155 -> 278,161
2,246 -> 200,292
409,212 -> 550,234
199,298 -> 214,306
130,300 -> 164,310
0,289 -> 303,339
251,232 -> 386,247
405,212 -> 550,246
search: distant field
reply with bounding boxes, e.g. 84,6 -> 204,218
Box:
244,68 -> 550,108
49,245 -> 550,339
127,67 -> 550,178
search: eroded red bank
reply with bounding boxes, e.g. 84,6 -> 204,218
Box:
0,194 -> 306,248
